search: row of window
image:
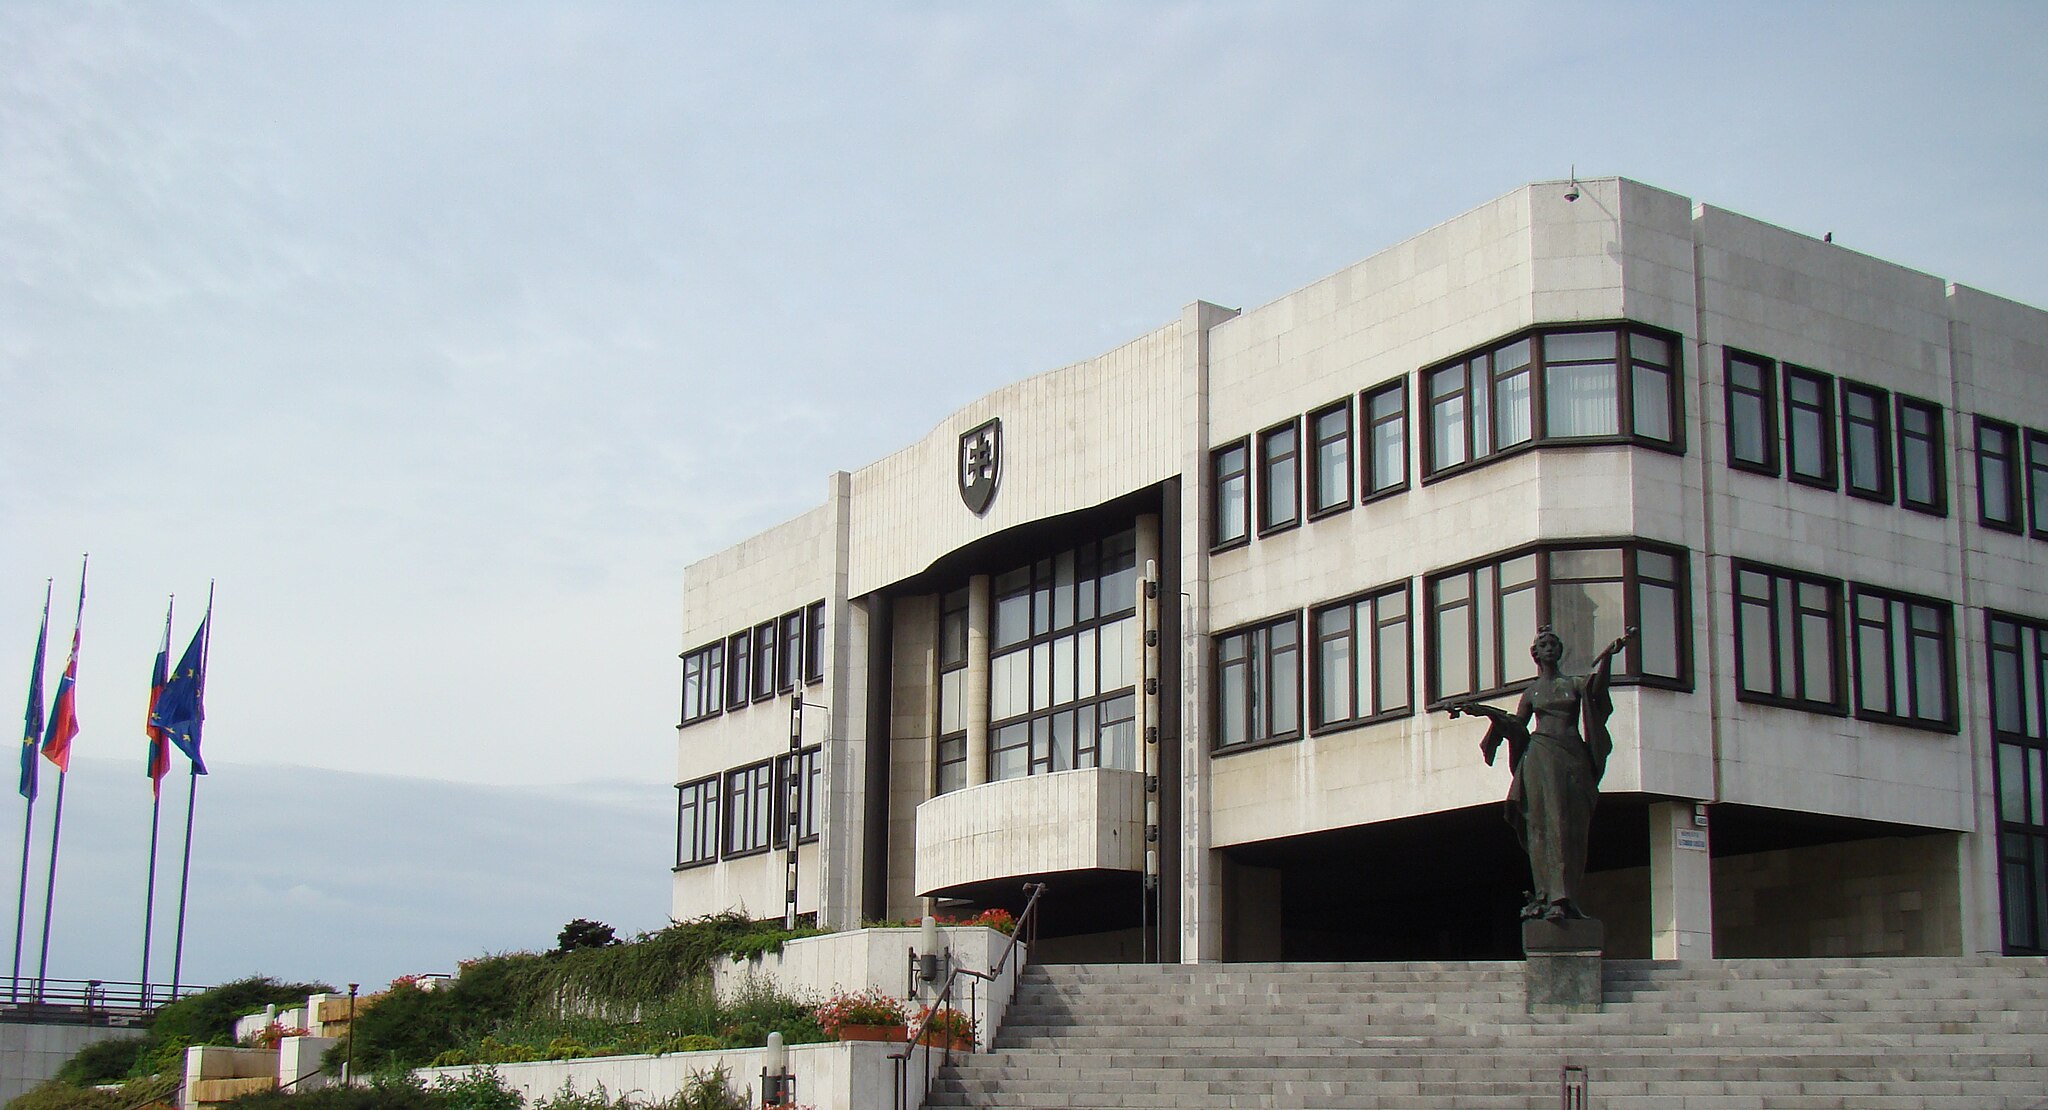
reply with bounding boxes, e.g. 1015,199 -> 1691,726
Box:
1211,541 -> 1983,754
679,600 -> 827,726
1210,323 -> 1682,550
1213,540 -> 1691,752
1724,351 -> 1948,514
1990,612 -> 2048,955
674,745 -> 822,868
1730,562 -> 1956,731
935,530 -> 1143,794
1974,416 -> 2048,540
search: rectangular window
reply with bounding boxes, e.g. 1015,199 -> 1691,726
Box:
751,620 -> 776,701
1211,439 -> 1250,549
1840,380 -> 1895,502
1732,562 -> 1845,713
804,600 -> 827,684
1783,365 -> 1838,489
725,629 -> 751,710
777,610 -> 805,691
675,776 -> 720,868
1988,612 -> 2048,954
1850,586 -> 1954,730
1213,614 -> 1302,751
1425,542 -> 1690,703
1310,582 -> 1412,731
1977,417 -> 2024,532
1307,400 -> 1352,517
775,745 -> 823,845
1724,350 -> 1780,475
1542,330 -> 1620,438
2029,429 -> 2048,540
1258,419 -> 1301,535
935,587 -> 969,795
1423,324 -> 1681,479
679,641 -> 724,726
1895,396 -> 1947,516
1361,380 -> 1409,500
722,760 -> 775,857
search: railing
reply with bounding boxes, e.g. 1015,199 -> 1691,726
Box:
891,882 -> 1045,1110
0,977 -> 210,1025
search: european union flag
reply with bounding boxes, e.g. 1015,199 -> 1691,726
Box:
18,599 -> 48,800
151,615 -> 208,776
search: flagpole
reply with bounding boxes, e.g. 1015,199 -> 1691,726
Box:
140,597 -> 173,1008
36,557 -> 85,1000
11,581 -> 50,1006
169,582 -> 211,1000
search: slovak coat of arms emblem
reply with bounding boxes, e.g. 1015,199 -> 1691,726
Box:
958,417 -> 1002,515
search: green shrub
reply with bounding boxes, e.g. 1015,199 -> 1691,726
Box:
429,1068 -> 523,1110
52,1036 -> 145,1085
553,920 -> 618,954
148,978 -> 333,1055
7,1075 -> 176,1110
216,1073 -> 440,1110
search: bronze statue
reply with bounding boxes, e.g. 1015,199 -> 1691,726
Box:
1446,625 -> 1633,923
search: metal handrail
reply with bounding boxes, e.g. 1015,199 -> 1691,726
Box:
0,976 -> 209,1025
891,882 -> 1046,1110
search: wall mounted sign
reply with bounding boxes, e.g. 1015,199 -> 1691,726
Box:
958,417 -> 1002,515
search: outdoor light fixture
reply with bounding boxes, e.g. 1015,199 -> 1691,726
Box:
1564,164 -> 1583,202
345,983 -> 359,1083
907,914 -> 949,993
761,1031 -> 795,1107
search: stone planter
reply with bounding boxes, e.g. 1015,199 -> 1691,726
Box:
832,1024 -> 905,1043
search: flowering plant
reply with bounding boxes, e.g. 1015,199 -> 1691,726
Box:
914,1005 -> 976,1041
952,908 -> 1014,935
250,1021 -> 310,1048
812,988 -> 908,1035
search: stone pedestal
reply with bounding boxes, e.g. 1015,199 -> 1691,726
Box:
1523,917 -> 1604,1013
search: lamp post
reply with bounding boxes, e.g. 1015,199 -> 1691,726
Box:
344,983 -> 358,1083
761,1031 -> 794,1107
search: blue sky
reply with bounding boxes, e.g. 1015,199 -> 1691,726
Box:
2,1 -> 2044,987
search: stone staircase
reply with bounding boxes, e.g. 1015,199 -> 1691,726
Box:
923,957 -> 2048,1109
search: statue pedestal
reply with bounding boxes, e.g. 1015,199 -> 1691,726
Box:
1523,918 -> 1604,1013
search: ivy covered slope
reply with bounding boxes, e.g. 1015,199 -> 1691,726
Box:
341,913 -> 829,1073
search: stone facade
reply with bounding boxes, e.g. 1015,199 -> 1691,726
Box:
671,177 -> 2048,963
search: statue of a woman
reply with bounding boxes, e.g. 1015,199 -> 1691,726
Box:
1446,625 -> 1633,923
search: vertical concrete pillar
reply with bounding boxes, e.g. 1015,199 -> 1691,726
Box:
1649,800 -> 1715,959
965,574 -> 992,787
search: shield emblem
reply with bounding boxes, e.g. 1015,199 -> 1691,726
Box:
958,417 -> 1002,515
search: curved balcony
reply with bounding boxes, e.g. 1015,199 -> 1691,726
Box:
914,768 -> 1145,897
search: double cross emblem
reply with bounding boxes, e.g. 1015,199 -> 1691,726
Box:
958,417 -> 1002,515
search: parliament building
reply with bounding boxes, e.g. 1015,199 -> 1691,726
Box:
670,177 -> 2048,963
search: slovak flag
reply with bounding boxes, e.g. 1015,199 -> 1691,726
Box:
146,612 -> 172,797
41,620 -> 80,773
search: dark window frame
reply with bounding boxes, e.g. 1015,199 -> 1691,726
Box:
776,609 -> 805,692
1782,364 -> 1839,490
804,600 -> 827,684
1308,580 -> 1414,734
774,744 -> 824,847
750,620 -> 777,702
1360,378 -> 1410,502
935,587 -> 970,795
1423,539 -> 1694,707
1976,416 -> 2025,533
1419,322 -> 1686,484
1839,379 -> 1896,503
721,759 -> 776,859
1730,560 -> 1848,715
679,640 -> 725,727
2028,428 -> 2048,541
1210,438 -> 1251,551
674,774 -> 720,870
1257,417 -> 1302,536
1723,348 -> 1781,476
1895,394 -> 1948,517
1848,583 -> 1956,732
1212,612 -> 1304,755
1306,398 -> 1353,519
1986,610 -> 2048,954
724,629 -> 751,710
